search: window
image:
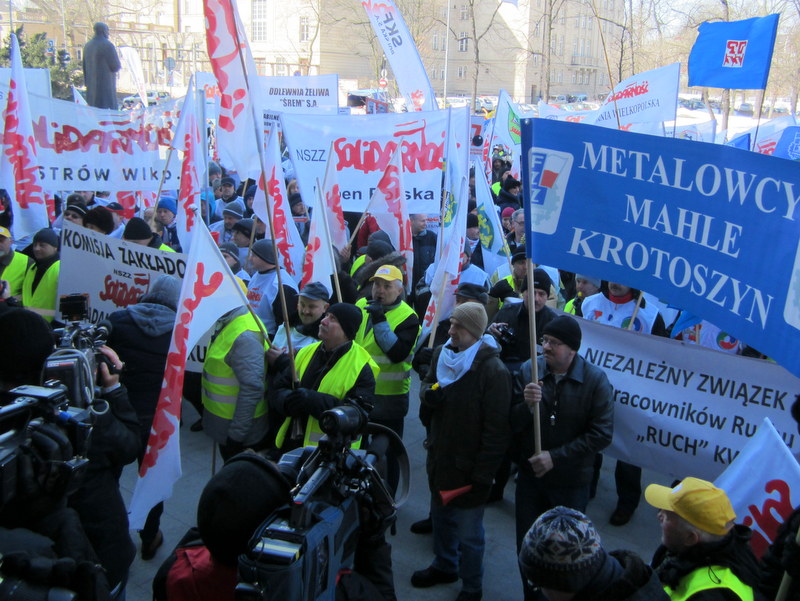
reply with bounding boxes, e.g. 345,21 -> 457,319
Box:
432,69 -> 437,80
252,0 -> 267,42
299,16 -> 310,42
460,4 -> 469,20
534,23 -> 540,37
572,71 -> 577,83
457,66 -> 467,79
275,56 -> 288,76
532,54 -> 539,66
433,32 -> 439,51
458,32 -> 469,52
440,68 -> 445,79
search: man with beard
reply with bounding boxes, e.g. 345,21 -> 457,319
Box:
270,281 -> 330,353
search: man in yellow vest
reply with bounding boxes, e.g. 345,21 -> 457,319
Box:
201,306 -> 269,461
122,217 -> 175,252
646,477 -> 761,601
0,226 -> 31,297
22,228 -> 60,323
355,264 -> 420,441
271,302 -> 377,453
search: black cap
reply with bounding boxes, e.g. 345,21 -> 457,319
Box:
455,282 -> 489,305
251,239 -> 276,265
299,281 -> 330,302
288,192 -> 303,208
543,315 -> 582,351
220,176 -> 236,187
232,218 -> 254,237
123,217 -> 153,241
467,213 -> 479,228
33,228 -> 59,248
532,268 -> 552,293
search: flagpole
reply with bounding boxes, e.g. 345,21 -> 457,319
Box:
347,211 -> 370,248
227,31 -> 297,382
426,282 -> 449,349
587,0 -> 620,129
316,178 -> 343,303
155,147 -> 175,201
627,292 -> 644,330
751,91 -> 768,152
526,257 -> 541,455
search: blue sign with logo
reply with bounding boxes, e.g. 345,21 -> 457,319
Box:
521,118 -> 800,378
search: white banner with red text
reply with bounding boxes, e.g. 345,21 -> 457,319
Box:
57,222 -> 210,370
280,108 -> 459,213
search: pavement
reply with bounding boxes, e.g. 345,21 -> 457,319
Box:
120,376 -> 673,601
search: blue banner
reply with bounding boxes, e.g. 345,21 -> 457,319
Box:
521,118 -> 800,378
688,14 -> 779,90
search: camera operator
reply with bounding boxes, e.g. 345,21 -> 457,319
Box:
0,308 -> 112,600
154,450 -> 396,601
0,306 -> 141,597
270,303 -> 378,454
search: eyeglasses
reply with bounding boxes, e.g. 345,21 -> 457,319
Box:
541,336 -> 564,347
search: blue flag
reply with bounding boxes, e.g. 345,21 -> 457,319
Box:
688,14 -> 779,90
520,118 -> 800,379
726,133 -> 751,150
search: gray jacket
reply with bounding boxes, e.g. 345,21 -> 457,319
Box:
203,307 -> 268,446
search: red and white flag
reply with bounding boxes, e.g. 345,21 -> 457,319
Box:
370,148 -> 413,291
203,0 -> 262,178
0,34 -> 51,239
321,148 -> 349,252
252,128 -> 305,277
715,418 -> 800,558
300,186 -> 335,296
170,76 -> 204,252
128,222 -> 245,529
421,176 -> 468,338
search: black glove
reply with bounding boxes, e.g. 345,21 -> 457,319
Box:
423,386 -> 444,408
781,524 -> 800,579
223,437 -> 246,456
365,301 -> 387,323
416,347 -> 434,366
284,388 -> 317,417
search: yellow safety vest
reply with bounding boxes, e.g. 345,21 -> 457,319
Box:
564,297 -> 577,315
22,260 -> 60,322
349,254 -> 367,277
497,274 -> 517,310
355,298 -> 419,395
201,313 -> 268,420
2,251 -> 30,297
665,565 -> 753,601
159,243 -> 176,253
274,341 -> 378,449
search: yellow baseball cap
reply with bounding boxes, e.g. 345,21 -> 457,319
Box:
0,226 -> 10,239
645,477 -> 735,536
370,264 -> 403,283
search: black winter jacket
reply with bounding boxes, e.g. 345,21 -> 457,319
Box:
420,338 -> 511,508
511,354 -> 614,487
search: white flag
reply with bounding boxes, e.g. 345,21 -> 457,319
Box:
128,222 -> 246,529
300,186 -> 335,296
591,63 -> 680,129
360,0 -> 437,111
474,163 -> 511,278
321,148 -> 349,252
0,34 -> 51,239
370,147 -> 414,292
715,418 -> 800,558
252,128 -> 305,277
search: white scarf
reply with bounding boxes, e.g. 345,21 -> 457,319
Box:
436,334 -> 498,387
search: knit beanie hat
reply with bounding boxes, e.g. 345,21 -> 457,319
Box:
519,506 -> 606,593
83,206 -> 115,234
466,213 -> 479,228
251,239 -> 276,265
326,303 -> 362,340
220,176 -> 236,188
197,452 -> 291,567
503,176 -> 522,191
232,218 -> 254,237
366,239 -> 392,261
140,274 -> 181,310
532,268 -> 552,293
156,196 -> 177,215
223,200 -> 245,218
32,228 -> 59,249
451,302 -> 488,340
0,308 -> 54,383
576,274 -> 601,289
244,184 -> 257,200
65,203 -> 88,217
288,192 -> 304,208
123,217 -> 153,241
542,315 -> 582,351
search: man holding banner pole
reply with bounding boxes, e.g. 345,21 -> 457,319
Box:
510,314 -> 614,601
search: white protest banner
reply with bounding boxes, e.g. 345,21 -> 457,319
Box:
0,67 -> 52,100
715,418 -> 800,557
360,0 -> 437,112
590,63 -> 679,128
58,222 -> 187,323
261,74 -> 338,113
280,109 -> 450,213
578,318 -> 800,481
0,95 -> 182,191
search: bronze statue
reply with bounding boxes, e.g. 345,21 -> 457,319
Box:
82,22 -> 121,110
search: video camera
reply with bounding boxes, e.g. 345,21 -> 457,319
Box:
46,294 -> 116,409
236,398 -> 402,601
